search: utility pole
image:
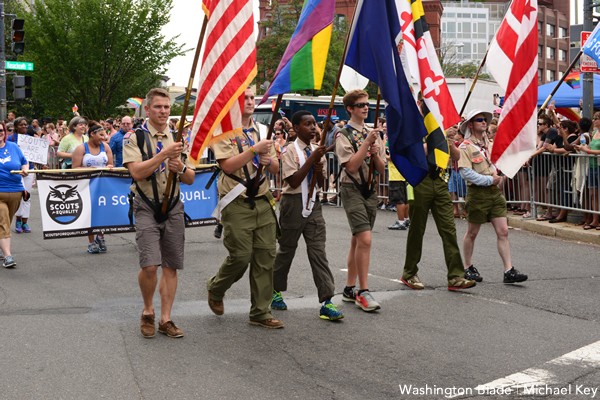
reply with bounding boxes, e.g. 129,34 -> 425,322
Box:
582,0 -> 594,119
0,1 -> 6,121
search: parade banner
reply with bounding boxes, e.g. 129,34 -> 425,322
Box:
18,135 -> 49,164
36,168 -> 219,239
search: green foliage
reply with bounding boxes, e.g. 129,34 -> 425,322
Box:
11,0 -> 184,120
443,61 -> 491,80
256,0 -> 348,97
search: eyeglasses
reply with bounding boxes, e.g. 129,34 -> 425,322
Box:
0,129 -> 5,132
352,102 -> 369,108
473,117 -> 487,123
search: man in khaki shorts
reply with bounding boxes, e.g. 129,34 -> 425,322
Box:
124,88 -> 195,338
458,109 -> 527,284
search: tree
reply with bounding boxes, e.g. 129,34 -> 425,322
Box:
256,0 -> 348,98
13,0 -> 184,119
439,42 -> 491,80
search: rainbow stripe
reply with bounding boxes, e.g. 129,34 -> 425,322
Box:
260,0 -> 335,103
565,71 -> 580,89
127,97 -> 144,108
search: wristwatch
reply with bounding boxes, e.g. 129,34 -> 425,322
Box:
178,165 -> 187,176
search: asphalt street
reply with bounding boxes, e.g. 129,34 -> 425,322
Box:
1,192 -> 599,400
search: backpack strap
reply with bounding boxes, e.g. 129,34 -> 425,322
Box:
339,125 -> 373,197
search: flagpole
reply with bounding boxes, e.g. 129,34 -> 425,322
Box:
367,89 -> 382,189
458,50 -> 489,117
161,14 -> 209,215
306,0 -> 361,207
250,94 -> 283,194
538,51 -> 583,114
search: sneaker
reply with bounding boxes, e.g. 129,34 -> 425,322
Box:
208,291 -> 224,315
448,276 -> 476,291
213,223 -> 223,239
22,223 -> 31,233
400,274 -> 424,290
87,242 -> 100,254
355,290 -> 381,312
15,221 -> 22,234
95,235 -> 107,253
464,265 -> 483,282
319,300 -> 344,321
386,204 -> 397,212
158,320 -> 184,338
388,220 -> 407,230
140,313 -> 155,338
249,318 -> 284,329
503,267 -> 528,284
271,291 -> 288,310
404,219 -> 411,228
342,286 -> 357,302
3,255 -> 16,268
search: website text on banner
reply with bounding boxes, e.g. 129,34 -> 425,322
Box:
36,168 -> 218,239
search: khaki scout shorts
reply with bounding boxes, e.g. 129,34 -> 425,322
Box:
340,183 -> 378,235
0,192 -> 22,239
465,185 -> 507,224
134,196 -> 185,269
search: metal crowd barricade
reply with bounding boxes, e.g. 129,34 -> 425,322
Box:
46,145 -> 60,170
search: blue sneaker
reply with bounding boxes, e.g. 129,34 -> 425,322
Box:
22,223 -> 31,233
15,221 -> 22,233
95,235 -> 107,253
319,300 -> 344,321
271,291 -> 287,310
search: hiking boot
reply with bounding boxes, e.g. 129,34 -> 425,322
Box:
342,286 -> 357,302
158,320 -> 184,338
388,220 -> 407,230
464,265 -> 483,282
271,291 -> 287,310
22,223 -> 31,233
3,255 -> 16,269
319,300 -> 344,321
401,274 -> 424,290
355,290 -> 381,312
208,291 -> 224,315
87,242 -> 100,254
504,267 -> 528,284
213,223 -> 223,239
448,277 -> 476,291
249,318 -> 284,329
95,235 -> 107,252
140,313 -> 155,338
15,221 -> 22,234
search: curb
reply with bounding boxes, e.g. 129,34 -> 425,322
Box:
507,216 -> 600,246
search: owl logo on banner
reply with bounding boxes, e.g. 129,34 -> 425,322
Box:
46,184 -> 83,224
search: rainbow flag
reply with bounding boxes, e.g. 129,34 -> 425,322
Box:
127,97 -> 144,108
259,0 -> 335,104
565,71 -> 580,89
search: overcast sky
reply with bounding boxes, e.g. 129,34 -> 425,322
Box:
161,0 -> 586,87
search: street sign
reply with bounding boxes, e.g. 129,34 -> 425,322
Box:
5,61 -> 34,71
581,31 -> 600,73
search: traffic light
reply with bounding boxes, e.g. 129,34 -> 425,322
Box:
13,75 -> 32,99
11,19 -> 25,55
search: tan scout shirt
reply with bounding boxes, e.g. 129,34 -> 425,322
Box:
123,123 -> 195,201
211,124 -> 276,198
280,138 -> 327,195
457,135 -> 496,178
335,122 -> 386,185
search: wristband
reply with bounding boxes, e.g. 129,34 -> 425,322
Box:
178,165 -> 187,175
250,146 -> 257,155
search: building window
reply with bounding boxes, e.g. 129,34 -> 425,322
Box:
546,70 -> 555,82
559,49 -> 567,61
546,47 -> 555,60
546,24 -> 555,37
538,45 -> 543,58
538,69 -> 543,84
559,27 -> 568,38
538,21 -> 542,34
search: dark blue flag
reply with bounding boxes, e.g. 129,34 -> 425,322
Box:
345,0 -> 428,186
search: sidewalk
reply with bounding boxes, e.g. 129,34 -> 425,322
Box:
507,215 -> 600,246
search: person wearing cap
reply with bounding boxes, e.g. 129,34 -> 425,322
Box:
457,110 -> 528,284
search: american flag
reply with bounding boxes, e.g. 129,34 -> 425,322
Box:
188,0 -> 257,162
487,0 -> 538,178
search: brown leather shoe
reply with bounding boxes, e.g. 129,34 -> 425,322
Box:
248,318 -> 284,329
208,291 -> 224,315
158,320 -> 184,338
140,313 -> 155,338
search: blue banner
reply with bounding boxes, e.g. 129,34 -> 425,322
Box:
36,167 -> 219,239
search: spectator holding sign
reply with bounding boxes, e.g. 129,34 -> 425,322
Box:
0,121 -> 29,267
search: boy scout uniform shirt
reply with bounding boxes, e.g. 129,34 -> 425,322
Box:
211,125 -> 276,198
457,135 -> 496,181
280,138 -> 327,195
122,123 -> 195,201
335,122 -> 386,184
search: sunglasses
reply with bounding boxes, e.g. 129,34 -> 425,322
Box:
0,129 -> 4,132
472,117 -> 487,123
352,102 -> 369,108
537,122 -> 545,126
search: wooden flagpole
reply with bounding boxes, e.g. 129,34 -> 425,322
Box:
458,49 -> 489,117
160,14 -> 209,214
366,89 -> 381,189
